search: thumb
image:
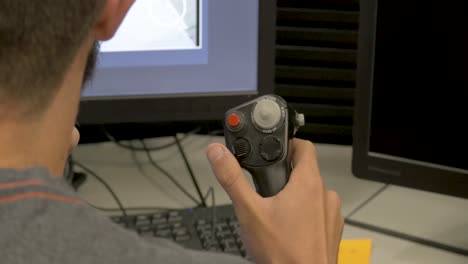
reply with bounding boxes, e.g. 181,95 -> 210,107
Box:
206,143 -> 260,206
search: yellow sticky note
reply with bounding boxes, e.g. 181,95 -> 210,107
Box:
338,239 -> 373,264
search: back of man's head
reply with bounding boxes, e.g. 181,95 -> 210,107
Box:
0,0 -> 104,117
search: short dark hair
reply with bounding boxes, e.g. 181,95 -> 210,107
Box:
0,0 -> 104,115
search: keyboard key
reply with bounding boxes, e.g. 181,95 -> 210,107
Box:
221,238 -> 237,248
172,228 -> 189,237
216,230 -> 232,240
135,219 -> 152,227
136,215 -> 150,221
216,222 -> 230,230
229,221 -> 240,230
156,223 -> 170,231
196,219 -> 208,226
200,233 -> 216,246
138,226 -> 154,237
175,234 -> 191,242
152,217 -> 167,225
139,225 -> 153,232
168,211 -> 180,218
167,211 -> 182,222
171,222 -> 184,229
221,239 -> 240,254
155,229 -> 172,238
196,224 -> 213,234
202,240 -> 219,249
168,216 -> 183,223
200,230 -> 215,238
153,212 -> 165,219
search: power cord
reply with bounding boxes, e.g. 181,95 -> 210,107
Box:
65,156 -> 75,182
129,139 -> 203,208
70,156 -> 172,216
174,134 -> 207,207
94,206 -> 170,213
344,184 -> 468,257
172,134 -> 218,234
99,129 -> 204,207
73,161 -> 129,221
140,139 -> 202,206
129,141 -> 184,206
203,187 -> 217,238
74,129 -> 223,229
101,126 -> 201,152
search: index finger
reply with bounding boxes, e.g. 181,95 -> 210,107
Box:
290,139 -> 321,180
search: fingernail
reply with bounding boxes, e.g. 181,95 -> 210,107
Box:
207,145 -> 225,164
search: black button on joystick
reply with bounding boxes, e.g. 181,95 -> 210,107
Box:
259,136 -> 283,161
232,138 -> 251,160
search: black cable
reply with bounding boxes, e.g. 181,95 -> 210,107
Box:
203,187 -> 216,238
140,139 -> 202,206
345,184 -> 390,219
174,134 -> 207,207
73,161 -> 129,220
207,129 -> 224,136
92,206 -> 170,213
101,126 -> 201,152
345,219 -> 468,257
65,155 -> 75,183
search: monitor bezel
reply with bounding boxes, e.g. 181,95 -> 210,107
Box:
352,0 -> 468,199
78,0 -> 275,125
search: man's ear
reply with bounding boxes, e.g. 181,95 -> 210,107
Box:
94,0 -> 135,41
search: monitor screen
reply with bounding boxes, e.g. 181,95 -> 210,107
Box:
78,0 -> 275,125
82,0 -> 259,99
353,0 -> 468,198
369,0 -> 468,173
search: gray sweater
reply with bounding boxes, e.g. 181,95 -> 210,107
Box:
0,168 -> 251,264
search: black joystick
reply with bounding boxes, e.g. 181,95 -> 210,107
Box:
224,94 -> 305,197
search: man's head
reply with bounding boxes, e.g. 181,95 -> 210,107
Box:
1,1 -> 100,115
0,0 -> 134,175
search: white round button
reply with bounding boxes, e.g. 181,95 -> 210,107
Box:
253,99 -> 282,130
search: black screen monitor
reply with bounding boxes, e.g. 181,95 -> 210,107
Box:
353,0 -> 468,199
78,0 -> 275,125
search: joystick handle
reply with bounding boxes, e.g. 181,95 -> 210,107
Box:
224,94 -> 305,197
247,156 -> 291,197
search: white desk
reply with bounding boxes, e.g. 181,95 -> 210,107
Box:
74,134 -> 468,264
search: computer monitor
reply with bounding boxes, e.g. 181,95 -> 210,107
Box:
78,0 -> 275,125
353,0 -> 468,199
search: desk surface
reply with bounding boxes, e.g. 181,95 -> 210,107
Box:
74,134 -> 468,264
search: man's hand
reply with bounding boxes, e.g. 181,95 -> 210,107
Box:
207,139 -> 343,264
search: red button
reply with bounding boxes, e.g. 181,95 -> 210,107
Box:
228,113 -> 241,128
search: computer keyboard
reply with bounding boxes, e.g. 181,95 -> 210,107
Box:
110,204 -> 251,259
